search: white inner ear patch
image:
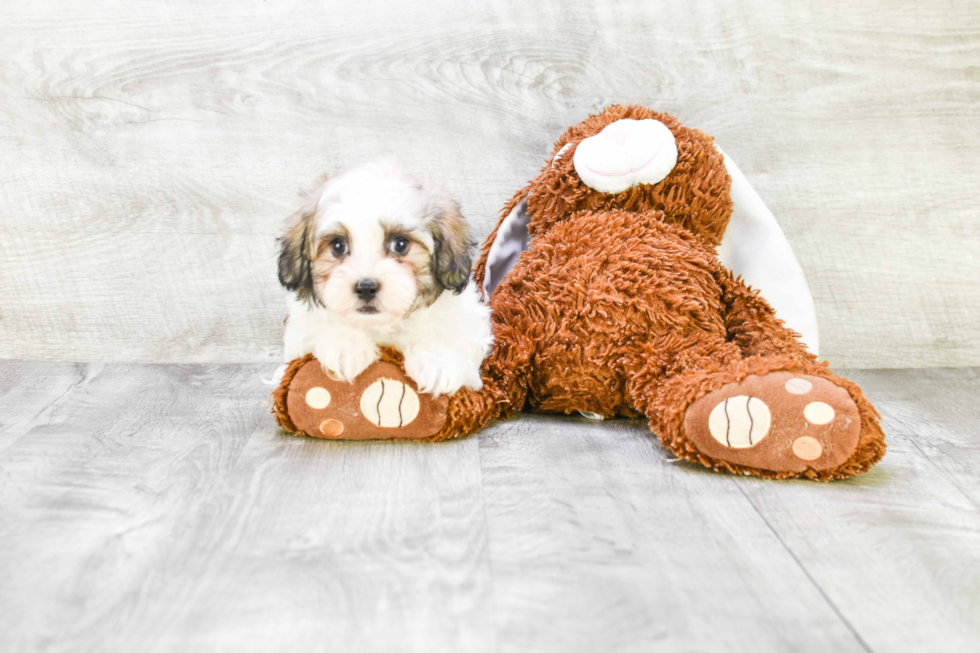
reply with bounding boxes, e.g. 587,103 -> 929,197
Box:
572,118 -> 678,194
708,396 -> 772,448
552,142 -> 573,168
305,387 -> 331,409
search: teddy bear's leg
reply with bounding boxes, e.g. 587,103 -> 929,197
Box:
639,354 -> 885,480
629,277 -> 886,480
717,271 -> 885,477
427,320 -> 535,442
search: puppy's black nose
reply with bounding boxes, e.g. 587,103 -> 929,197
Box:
354,278 -> 380,301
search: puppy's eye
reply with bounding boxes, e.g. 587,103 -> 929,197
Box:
389,236 -> 410,256
330,237 -> 349,257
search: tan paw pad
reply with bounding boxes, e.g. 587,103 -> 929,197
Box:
319,419 -> 345,437
684,371 -> 862,473
784,377 -> 812,395
305,386 -> 331,409
360,378 -> 421,428
284,358 -> 448,440
792,436 -> 823,460
804,401 -> 835,425
707,396 -> 771,448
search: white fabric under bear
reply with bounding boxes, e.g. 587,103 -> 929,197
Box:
715,150 -> 819,355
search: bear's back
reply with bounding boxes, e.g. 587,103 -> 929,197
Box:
487,209 -> 730,415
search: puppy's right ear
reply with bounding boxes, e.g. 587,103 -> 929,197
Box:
277,206 -> 320,306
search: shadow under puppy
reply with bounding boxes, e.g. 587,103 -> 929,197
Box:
277,157 -> 492,396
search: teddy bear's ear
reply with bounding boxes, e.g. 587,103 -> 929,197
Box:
483,191 -> 531,295
716,150 -> 819,355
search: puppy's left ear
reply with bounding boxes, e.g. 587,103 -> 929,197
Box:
428,198 -> 473,295
277,203 -> 319,306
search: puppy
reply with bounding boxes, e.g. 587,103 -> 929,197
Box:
277,157 -> 492,396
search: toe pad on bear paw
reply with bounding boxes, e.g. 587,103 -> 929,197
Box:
284,358 -> 448,440
685,371 -> 861,473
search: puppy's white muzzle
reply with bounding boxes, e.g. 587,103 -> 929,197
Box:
572,119 -> 678,194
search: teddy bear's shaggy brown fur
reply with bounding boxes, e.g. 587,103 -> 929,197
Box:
433,105 -> 886,480
274,105 -> 886,481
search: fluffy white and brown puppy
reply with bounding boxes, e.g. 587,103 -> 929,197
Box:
278,157 -> 492,396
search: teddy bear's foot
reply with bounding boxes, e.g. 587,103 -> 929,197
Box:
273,355 -> 449,440
683,371 -> 861,474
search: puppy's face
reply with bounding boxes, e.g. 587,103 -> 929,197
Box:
278,158 -> 472,328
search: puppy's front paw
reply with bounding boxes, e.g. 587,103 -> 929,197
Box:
404,348 -> 480,397
314,337 -> 379,382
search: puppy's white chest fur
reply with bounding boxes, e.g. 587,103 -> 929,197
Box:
284,282 -> 492,396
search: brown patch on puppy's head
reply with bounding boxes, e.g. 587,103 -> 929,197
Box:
381,186 -> 474,312
427,196 -> 473,296
525,105 -> 733,245
277,200 -> 320,306
382,223 -> 438,310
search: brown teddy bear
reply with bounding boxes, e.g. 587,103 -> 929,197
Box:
274,105 -> 886,481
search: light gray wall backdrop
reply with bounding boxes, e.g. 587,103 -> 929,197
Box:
1,0 -> 978,368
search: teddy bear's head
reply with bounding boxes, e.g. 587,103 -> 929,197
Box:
524,105 -> 732,245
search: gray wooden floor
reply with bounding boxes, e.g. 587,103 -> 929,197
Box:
0,362 -> 978,652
